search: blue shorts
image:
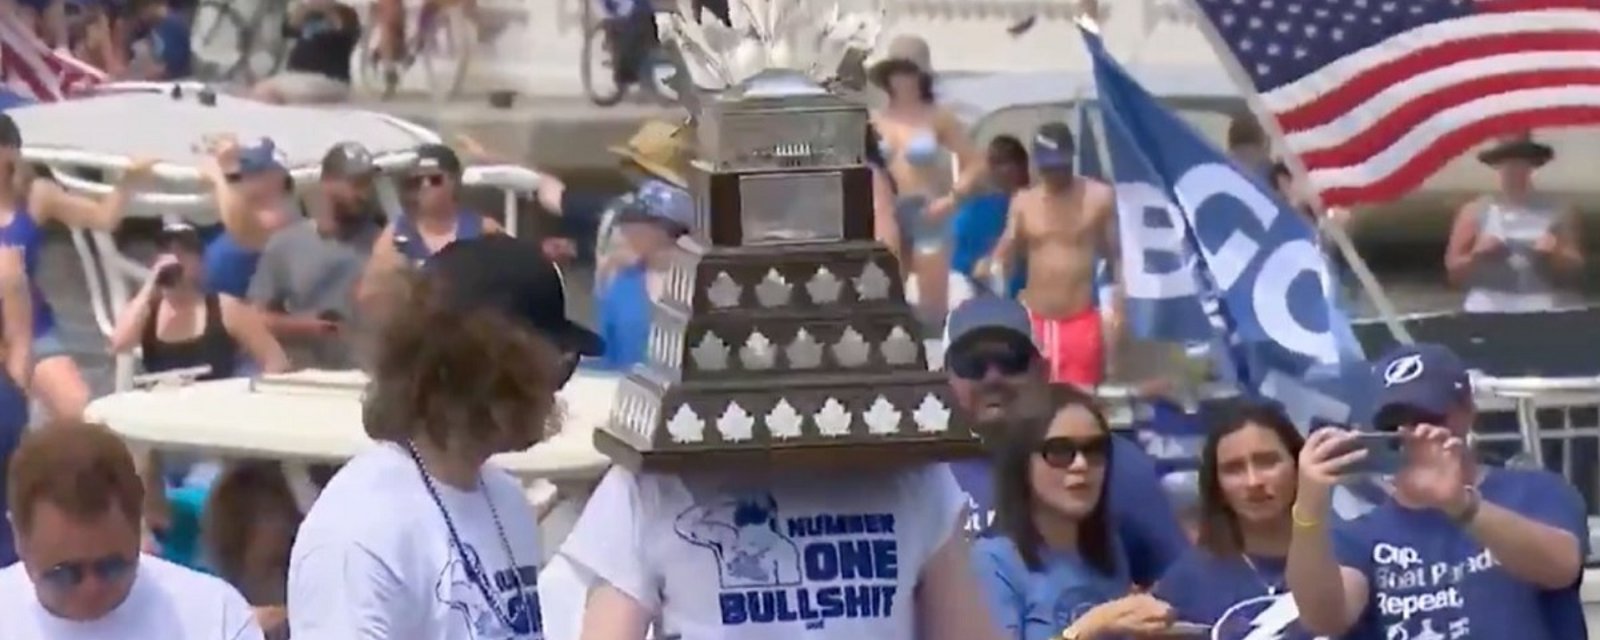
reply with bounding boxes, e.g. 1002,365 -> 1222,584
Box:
895,196 -> 945,256
32,329 -> 70,365
0,374 -> 30,567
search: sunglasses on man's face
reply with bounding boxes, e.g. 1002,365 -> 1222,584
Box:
949,342 -> 1034,380
404,173 -> 448,189
224,172 -> 244,184
38,554 -> 134,592
1037,435 -> 1111,469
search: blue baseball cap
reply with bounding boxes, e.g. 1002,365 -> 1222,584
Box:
236,139 -> 285,175
615,179 -> 694,234
943,295 -> 1036,367
1031,122 -> 1074,171
1370,343 -> 1472,426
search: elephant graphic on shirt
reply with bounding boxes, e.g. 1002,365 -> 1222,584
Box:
674,493 -> 803,589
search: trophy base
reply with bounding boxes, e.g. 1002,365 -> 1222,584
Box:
593,429 -> 988,473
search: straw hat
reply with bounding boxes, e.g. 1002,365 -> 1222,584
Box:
1477,132 -> 1554,167
608,120 -> 693,188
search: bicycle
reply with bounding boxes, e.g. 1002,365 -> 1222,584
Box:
355,0 -> 479,102
580,0 -> 679,107
189,0 -> 293,83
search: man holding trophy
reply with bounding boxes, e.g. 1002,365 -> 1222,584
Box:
556,2 -> 1003,638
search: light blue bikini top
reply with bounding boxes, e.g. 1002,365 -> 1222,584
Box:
881,129 -> 942,167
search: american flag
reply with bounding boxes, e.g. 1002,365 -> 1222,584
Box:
0,10 -> 104,102
1193,0 -> 1600,207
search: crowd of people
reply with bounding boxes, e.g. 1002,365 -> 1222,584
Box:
0,12 -> 1589,640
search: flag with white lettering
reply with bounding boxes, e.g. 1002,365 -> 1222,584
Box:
1084,26 -> 1371,429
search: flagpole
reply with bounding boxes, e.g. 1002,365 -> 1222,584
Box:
1175,0 -> 1415,346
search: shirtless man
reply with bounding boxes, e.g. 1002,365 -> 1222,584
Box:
977,122 -> 1119,387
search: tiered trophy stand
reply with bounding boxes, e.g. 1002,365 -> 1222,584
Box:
595,72 -> 983,470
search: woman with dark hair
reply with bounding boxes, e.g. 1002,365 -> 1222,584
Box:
869,55 -> 984,325
975,383 -> 1177,639
1152,401 -> 1316,638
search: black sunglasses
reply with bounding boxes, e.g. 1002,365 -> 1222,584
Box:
949,342 -> 1034,380
38,554 -> 134,592
1037,435 -> 1111,469
224,172 -> 244,183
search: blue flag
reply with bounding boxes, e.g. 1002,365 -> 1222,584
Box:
1083,27 -> 1370,429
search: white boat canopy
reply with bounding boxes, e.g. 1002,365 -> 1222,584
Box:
10,82 -> 542,225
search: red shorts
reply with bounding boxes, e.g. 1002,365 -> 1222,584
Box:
1027,306 -> 1105,387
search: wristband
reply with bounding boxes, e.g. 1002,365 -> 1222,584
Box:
1291,503 -> 1322,529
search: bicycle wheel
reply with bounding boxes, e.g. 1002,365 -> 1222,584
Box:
418,4 -> 477,102
581,20 -> 626,107
189,0 -> 251,82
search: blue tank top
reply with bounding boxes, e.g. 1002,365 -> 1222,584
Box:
202,233 -> 262,299
393,212 -> 483,264
0,209 -> 55,337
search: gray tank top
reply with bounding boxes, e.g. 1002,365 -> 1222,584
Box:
1464,197 -> 1562,312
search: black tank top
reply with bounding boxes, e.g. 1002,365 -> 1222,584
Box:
140,294 -> 237,381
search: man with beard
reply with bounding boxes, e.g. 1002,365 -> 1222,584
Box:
247,142 -> 381,369
941,295 -> 1189,585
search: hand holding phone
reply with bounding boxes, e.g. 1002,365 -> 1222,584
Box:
1333,431 -> 1405,476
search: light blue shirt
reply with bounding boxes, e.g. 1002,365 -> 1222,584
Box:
972,535 -> 1130,640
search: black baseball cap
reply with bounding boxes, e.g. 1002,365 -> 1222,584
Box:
321,142 -> 378,180
412,143 -> 463,178
0,114 -> 20,149
423,235 -> 604,357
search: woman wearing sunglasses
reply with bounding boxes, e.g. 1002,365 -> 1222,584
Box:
1150,401 -> 1316,639
974,383 -> 1177,640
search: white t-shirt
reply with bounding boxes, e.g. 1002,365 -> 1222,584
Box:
558,463 -> 966,639
0,554 -> 261,639
287,443 -> 544,640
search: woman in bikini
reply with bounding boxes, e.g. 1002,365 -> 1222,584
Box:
869,56 -> 984,327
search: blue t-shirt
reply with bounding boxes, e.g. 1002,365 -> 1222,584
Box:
202,233 -> 262,299
947,191 -> 1025,297
0,372 -> 29,567
953,435 -> 1191,586
972,536 -> 1130,640
594,263 -> 650,371
140,15 -> 193,79
1333,468 -> 1590,640
1154,550 -> 1318,639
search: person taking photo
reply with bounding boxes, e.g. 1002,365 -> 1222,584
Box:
1285,343 -> 1588,639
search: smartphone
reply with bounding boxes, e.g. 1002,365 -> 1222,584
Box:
1337,431 -> 1405,476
